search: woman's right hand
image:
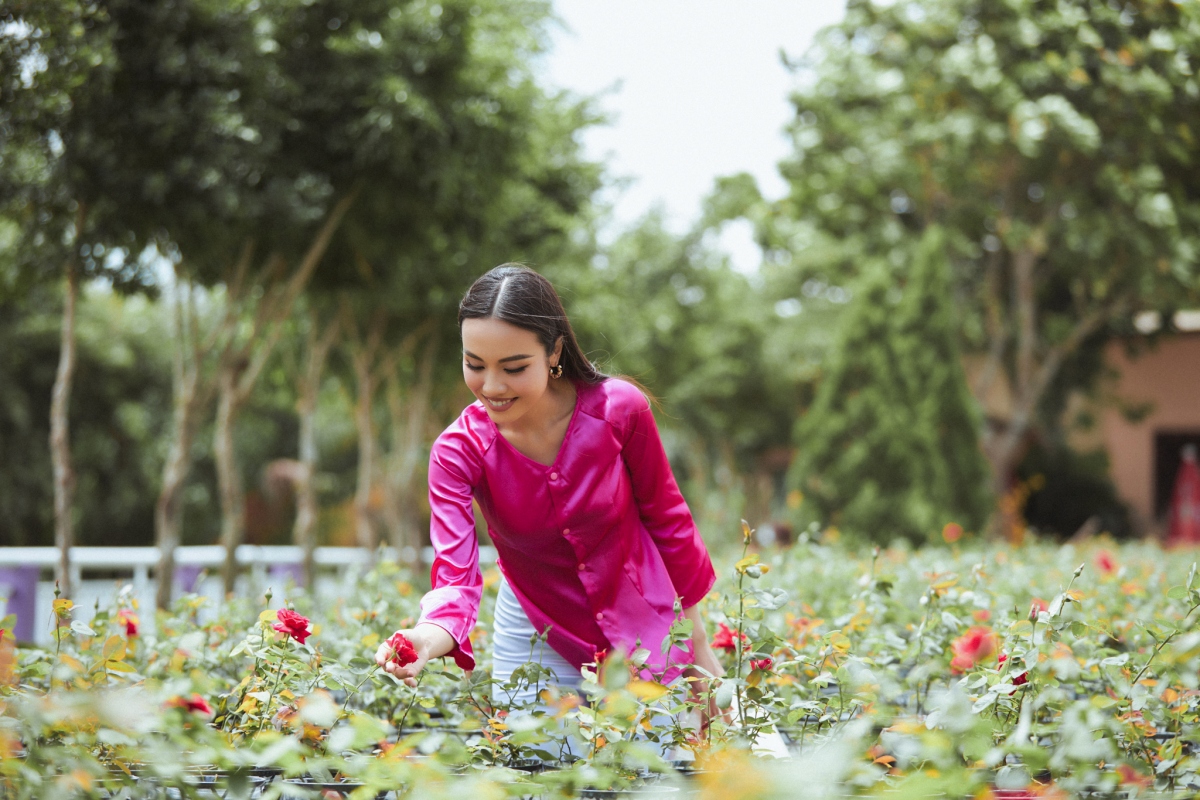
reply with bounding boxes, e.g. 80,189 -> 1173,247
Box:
374,622 -> 455,687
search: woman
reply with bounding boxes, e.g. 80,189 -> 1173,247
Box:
374,264 -> 722,705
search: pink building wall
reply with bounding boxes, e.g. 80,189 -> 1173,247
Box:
1101,334 -> 1200,535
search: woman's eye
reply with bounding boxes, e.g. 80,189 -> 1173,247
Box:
464,363 -> 483,371
504,366 -> 527,375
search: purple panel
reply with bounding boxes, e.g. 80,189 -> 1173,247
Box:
0,565 -> 41,643
174,564 -> 205,595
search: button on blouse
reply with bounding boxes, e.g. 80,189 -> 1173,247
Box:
417,378 -> 717,673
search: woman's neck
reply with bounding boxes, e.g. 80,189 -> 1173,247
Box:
497,379 -> 577,439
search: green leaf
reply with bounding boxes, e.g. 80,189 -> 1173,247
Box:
714,682 -> 735,710
102,635 -> 125,660
1168,585 -> 1188,600
70,620 -> 97,637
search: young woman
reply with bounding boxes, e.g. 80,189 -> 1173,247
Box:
374,264 -> 723,705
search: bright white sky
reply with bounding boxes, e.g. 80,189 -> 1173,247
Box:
540,1 -> 847,272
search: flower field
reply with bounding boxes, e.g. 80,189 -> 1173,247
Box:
3,527 -> 1200,799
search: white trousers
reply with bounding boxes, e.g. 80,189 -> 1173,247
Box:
489,580 -> 689,761
490,579 -> 584,707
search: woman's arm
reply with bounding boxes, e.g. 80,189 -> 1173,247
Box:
683,603 -> 723,678
372,428 -> 484,677
681,602 -> 727,727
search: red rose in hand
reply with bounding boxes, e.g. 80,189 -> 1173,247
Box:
711,623 -> 748,652
273,608 -> 312,644
386,632 -> 418,667
169,694 -> 214,716
949,626 -> 998,673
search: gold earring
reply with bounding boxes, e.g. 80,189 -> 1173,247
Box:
550,364 -> 564,379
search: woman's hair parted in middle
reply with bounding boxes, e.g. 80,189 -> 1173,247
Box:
458,264 -> 605,385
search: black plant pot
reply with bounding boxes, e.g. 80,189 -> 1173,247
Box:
580,786 -> 679,798
278,778 -> 389,799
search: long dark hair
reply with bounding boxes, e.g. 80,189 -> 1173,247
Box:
458,264 -> 606,385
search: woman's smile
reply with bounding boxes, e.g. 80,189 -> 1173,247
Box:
483,395 -> 516,411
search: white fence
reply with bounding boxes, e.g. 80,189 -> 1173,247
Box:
0,545 -> 497,646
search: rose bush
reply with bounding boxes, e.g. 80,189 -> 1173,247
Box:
4,532 -> 1200,798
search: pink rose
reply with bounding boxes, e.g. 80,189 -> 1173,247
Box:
950,626 -> 998,673
272,608 -> 312,644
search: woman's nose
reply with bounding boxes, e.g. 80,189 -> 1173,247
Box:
482,371 -> 507,395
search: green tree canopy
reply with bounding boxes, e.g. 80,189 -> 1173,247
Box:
751,0 -> 1200,534
790,227 -> 991,544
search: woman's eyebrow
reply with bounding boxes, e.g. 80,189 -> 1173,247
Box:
463,350 -> 534,363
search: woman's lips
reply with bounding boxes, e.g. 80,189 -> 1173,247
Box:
484,396 -> 515,411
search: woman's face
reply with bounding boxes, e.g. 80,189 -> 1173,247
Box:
461,317 -> 561,424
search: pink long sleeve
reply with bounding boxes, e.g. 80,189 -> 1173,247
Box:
617,388 -> 716,608
419,426 -> 484,671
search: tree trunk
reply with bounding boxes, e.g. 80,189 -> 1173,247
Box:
155,272 -> 219,609
983,436 -> 1023,542
155,418 -> 195,609
972,235 -> 1112,540
212,196 -> 356,592
383,333 -> 437,564
216,367 -> 247,596
50,243 -> 81,599
293,314 -> 338,588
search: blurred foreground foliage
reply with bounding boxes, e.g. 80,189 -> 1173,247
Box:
5,535 -> 1200,796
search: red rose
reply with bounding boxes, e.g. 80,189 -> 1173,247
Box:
998,653 -> 1028,687
750,657 -> 773,672
273,608 -> 312,644
942,522 -> 963,543
117,609 -> 139,637
593,648 -> 609,665
711,623 -> 748,652
385,632 -> 418,667
169,694 -> 213,716
950,626 -> 998,673
1094,550 -> 1118,577
1029,598 -> 1049,619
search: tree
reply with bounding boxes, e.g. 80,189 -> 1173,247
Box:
0,287 -> 174,548
756,0 -> 1200,535
0,0 -> 159,594
790,227 -> 991,544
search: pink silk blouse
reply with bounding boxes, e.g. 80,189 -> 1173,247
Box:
418,377 -> 716,674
